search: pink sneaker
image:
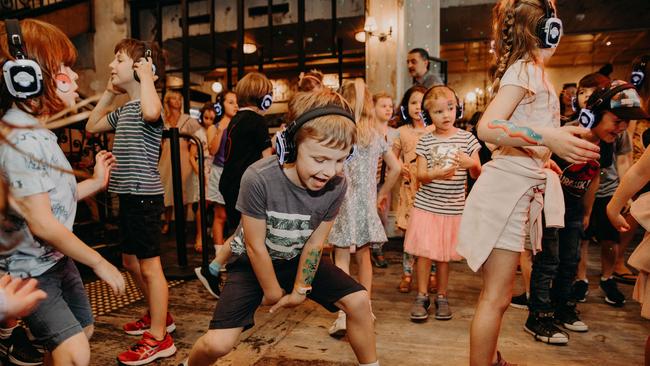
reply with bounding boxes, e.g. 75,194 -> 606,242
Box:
123,312 -> 176,336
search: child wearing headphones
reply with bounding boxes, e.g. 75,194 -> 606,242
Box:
525,79 -> 642,346
86,39 -> 177,364
456,1 -> 601,364
393,85 -> 437,294
406,85 -> 481,322
186,90 -> 379,366
1,19 -> 125,365
326,79 -> 401,337
219,72 -> 273,235
189,102 -> 214,253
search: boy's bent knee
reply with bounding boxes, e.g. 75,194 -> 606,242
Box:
51,333 -> 90,366
199,330 -> 238,358
338,290 -> 370,314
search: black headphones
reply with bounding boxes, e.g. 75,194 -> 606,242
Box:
258,93 -> 273,111
536,0 -> 562,49
420,85 -> 463,126
2,19 -> 43,99
631,55 -> 648,88
578,81 -> 636,129
213,93 -> 225,121
275,105 -> 356,165
133,42 -> 156,83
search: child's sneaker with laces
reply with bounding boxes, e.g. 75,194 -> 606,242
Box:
117,331 -> 176,365
572,280 -> 589,302
555,303 -> 588,332
434,295 -> 452,320
600,278 -> 625,307
409,294 -> 431,322
123,312 -> 176,336
524,312 -> 569,344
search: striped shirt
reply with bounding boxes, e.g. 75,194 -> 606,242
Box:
107,100 -> 164,195
414,129 -> 480,215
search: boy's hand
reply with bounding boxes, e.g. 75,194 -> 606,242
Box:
0,275 -> 47,319
269,291 -> 307,313
92,259 -> 126,296
261,287 -> 285,306
133,57 -> 155,82
106,78 -> 126,95
93,151 -> 116,190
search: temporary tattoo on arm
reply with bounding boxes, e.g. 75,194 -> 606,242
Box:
487,119 -> 543,145
301,249 -> 322,286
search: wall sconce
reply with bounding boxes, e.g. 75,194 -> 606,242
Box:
361,16 -> 392,42
243,43 -> 257,54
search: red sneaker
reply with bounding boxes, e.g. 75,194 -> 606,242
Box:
117,331 -> 176,365
123,312 -> 176,335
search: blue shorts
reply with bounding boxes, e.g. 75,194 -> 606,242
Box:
23,257 -> 94,351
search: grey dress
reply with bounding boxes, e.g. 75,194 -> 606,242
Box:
329,133 -> 389,248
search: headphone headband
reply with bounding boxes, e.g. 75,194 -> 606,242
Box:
420,85 -> 463,124
5,19 -> 26,59
587,83 -> 635,111
289,106 -> 355,133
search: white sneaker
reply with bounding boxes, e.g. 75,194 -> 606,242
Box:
328,311 -> 346,338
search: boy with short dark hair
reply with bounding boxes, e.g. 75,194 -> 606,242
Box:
86,39 -> 176,365
186,90 -> 379,366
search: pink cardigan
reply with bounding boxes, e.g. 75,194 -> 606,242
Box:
457,157 -> 565,271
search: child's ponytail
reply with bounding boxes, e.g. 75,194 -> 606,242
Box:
493,2 -> 516,91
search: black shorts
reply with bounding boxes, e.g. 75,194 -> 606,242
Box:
119,194 -> 164,259
585,196 -> 619,242
209,255 -> 365,331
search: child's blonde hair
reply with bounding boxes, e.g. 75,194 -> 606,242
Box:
491,0 -> 555,91
372,91 -> 393,105
287,90 -> 356,152
422,86 -> 456,115
298,69 -> 324,92
340,78 -> 376,148
235,72 -> 273,108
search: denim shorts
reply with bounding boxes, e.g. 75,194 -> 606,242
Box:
119,194 -> 164,259
23,257 -> 93,351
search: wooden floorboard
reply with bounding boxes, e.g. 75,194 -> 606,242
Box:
89,240 -> 650,366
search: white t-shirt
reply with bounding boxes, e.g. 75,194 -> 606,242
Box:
490,59 -> 561,169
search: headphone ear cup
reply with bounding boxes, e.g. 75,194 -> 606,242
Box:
2,59 -> 43,99
214,102 -> 223,117
275,130 -> 288,165
631,70 -> 645,88
259,94 -> 273,111
578,108 -> 596,129
400,105 -> 408,121
572,96 -> 579,112
456,101 -> 464,120
420,111 -> 430,126
346,144 -> 357,163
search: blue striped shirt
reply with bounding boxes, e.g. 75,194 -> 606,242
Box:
107,100 -> 164,195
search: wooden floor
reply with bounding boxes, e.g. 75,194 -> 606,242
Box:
89,239 -> 649,366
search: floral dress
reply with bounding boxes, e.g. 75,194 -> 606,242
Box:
329,133 -> 389,248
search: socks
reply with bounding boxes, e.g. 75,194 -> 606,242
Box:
601,276 -> 612,282
209,260 -> 221,277
359,362 -> 379,366
0,325 -> 16,339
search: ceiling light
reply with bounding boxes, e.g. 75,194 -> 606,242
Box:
606,41 -> 612,46
243,43 -> 257,54
211,81 -> 223,94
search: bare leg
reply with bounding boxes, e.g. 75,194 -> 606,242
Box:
436,261 -> 449,296
139,257 -> 168,340
616,214 -> 638,275
122,253 -> 149,300
416,257 -> 433,295
577,239 -> 589,280
354,246 -> 373,297
336,291 -> 377,364
334,247 -> 351,275
212,204 -> 227,246
470,249 -> 520,366
601,239 -> 617,279
520,250 -> 533,293
187,328 -> 242,366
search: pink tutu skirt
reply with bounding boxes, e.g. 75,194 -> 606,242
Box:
403,207 -> 463,261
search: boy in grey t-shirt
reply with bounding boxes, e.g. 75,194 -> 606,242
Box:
186,91 -> 380,366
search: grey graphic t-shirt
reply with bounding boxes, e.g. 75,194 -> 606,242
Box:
0,108 -> 70,277
231,156 -> 347,261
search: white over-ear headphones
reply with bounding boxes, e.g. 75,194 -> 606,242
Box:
2,19 -> 43,99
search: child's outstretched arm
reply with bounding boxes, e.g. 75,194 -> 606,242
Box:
10,194 -> 126,296
607,147 -> 650,231
134,56 -> 162,122
477,85 -> 600,164
242,214 -> 284,305
377,150 -> 401,212
269,220 -> 334,313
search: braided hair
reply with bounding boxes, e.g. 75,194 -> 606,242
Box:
491,0 -> 552,91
